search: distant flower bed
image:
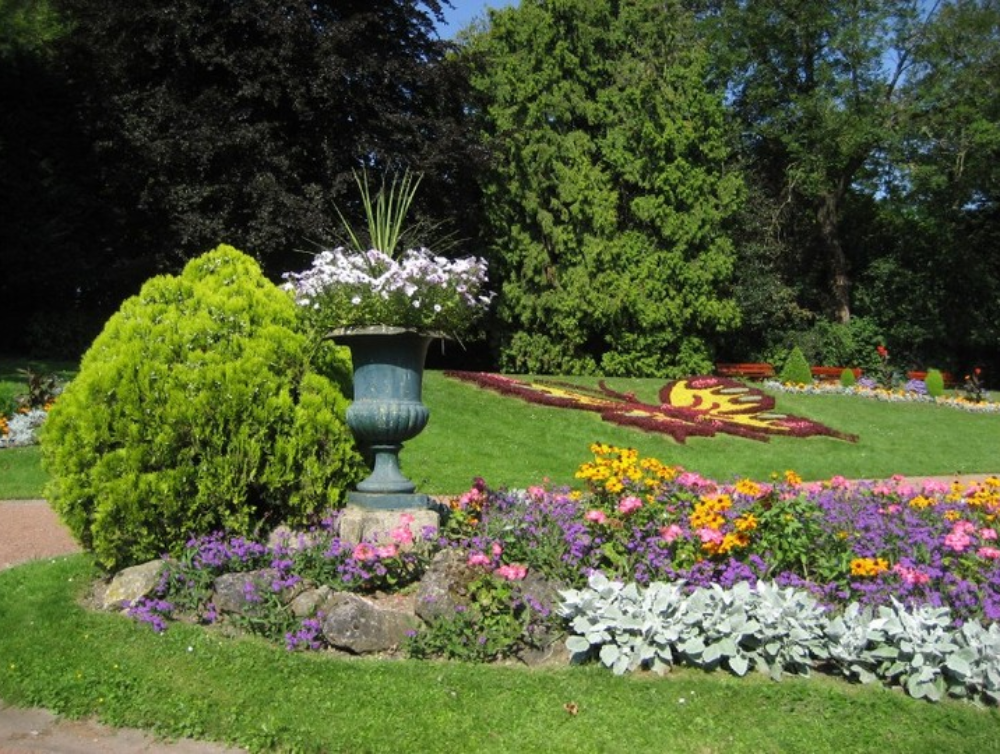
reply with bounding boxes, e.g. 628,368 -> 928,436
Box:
764,379 -> 1000,413
446,371 -> 857,443
0,408 -> 49,448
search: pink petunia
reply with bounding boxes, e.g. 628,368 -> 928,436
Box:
697,527 -> 724,545
617,496 -> 643,515
944,532 -> 972,552
376,544 -> 398,559
980,528 -> 998,541
491,542 -> 504,557
660,524 -> 683,543
977,547 -> 1000,560
390,525 -> 414,546
495,563 -> 528,581
352,543 -> 377,562
584,510 -> 608,525
466,552 -> 492,568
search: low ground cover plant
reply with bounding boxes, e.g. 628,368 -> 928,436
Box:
126,443 -> 1000,704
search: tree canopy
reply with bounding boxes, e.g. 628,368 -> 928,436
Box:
467,0 -> 743,376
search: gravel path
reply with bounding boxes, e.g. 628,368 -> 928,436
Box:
0,500 -> 80,571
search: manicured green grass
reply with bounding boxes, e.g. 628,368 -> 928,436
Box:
0,446 -> 47,499
2,369 -> 999,499
2,555 -> 998,753
406,373 -> 1000,493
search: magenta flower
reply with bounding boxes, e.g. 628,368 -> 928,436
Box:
697,527 -> 725,545
980,528 -> 998,541
660,524 -> 683,543
491,541 -> 503,557
496,563 -> 528,581
584,509 -> 608,525
376,544 -> 399,559
352,543 -> 377,562
467,552 -> 492,568
390,525 -> 414,546
978,547 -> 1000,560
617,496 -> 643,515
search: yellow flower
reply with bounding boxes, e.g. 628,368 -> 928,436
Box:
733,479 -> 762,497
908,495 -> 935,510
604,477 -> 624,494
784,470 -> 803,486
734,514 -> 758,532
850,557 -> 889,577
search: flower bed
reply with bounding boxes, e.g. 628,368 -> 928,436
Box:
124,443 -> 1000,704
765,379 -> 1000,413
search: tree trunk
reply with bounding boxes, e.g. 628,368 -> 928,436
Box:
817,191 -> 851,324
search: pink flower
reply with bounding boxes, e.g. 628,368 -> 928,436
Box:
527,485 -> 546,500
398,513 -> 415,525
352,543 -> 376,562
584,509 -> 608,525
892,563 -> 930,586
617,496 -> 643,515
467,552 -> 492,568
390,525 -> 414,546
495,563 -> 528,581
829,475 -> 850,489
953,520 -> 977,536
980,528 -> 998,541
660,524 -> 683,543
491,542 -> 503,557
697,527 -> 724,545
978,547 -> 1000,560
376,544 -> 398,559
944,532 -> 972,552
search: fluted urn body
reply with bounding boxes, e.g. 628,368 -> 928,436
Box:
332,327 -> 433,509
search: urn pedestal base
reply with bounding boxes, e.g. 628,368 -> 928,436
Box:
346,491 -> 430,510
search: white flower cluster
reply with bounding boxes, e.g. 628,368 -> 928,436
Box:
281,247 -> 494,335
0,409 -> 49,448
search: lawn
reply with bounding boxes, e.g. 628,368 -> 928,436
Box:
1,555 -> 998,753
3,361 -> 1000,751
2,369 -> 999,499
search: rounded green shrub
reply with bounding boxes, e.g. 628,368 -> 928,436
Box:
41,245 -> 365,571
924,368 -> 945,398
839,367 -> 857,388
779,346 -> 813,386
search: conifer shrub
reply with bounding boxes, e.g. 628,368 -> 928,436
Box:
779,346 -> 813,386
41,245 -> 365,571
839,367 -> 857,388
924,368 -> 945,398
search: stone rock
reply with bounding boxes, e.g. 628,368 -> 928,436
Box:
321,592 -> 419,654
414,549 -> 477,622
212,569 -> 279,614
516,637 -> 573,668
102,560 -> 165,610
337,506 -> 440,547
289,585 -> 333,618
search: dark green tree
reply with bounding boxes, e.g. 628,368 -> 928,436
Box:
468,0 -> 742,376
705,0 -> 935,325
2,0 -> 482,356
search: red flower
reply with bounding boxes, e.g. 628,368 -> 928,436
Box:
876,345 -> 888,359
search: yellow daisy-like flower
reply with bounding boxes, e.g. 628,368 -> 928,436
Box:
733,479 -> 762,498
850,557 -> 889,577
944,510 -> 961,521
784,470 -> 803,487
604,477 -> 625,494
908,495 -> 935,510
734,514 -> 758,533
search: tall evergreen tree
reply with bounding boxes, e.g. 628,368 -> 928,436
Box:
705,0 -> 934,324
468,0 -> 742,376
